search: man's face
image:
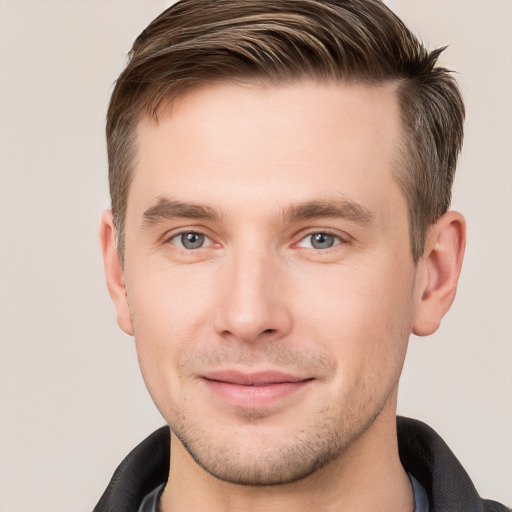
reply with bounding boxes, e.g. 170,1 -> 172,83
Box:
118,81 -> 423,484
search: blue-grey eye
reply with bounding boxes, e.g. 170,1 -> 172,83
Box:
172,232 -> 207,249
297,232 -> 340,249
310,233 -> 336,249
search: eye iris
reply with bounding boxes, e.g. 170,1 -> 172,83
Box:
311,233 -> 335,249
181,232 -> 204,249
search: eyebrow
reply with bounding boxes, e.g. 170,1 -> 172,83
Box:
281,199 -> 374,226
141,196 -> 374,228
141,197 -> 220,227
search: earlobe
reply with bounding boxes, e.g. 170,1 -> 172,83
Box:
99,210 -> 134,336
412,211 -> 466,337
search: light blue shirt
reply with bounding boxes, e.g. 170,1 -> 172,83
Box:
410,473 -> 430,512
138,482 -> 164,512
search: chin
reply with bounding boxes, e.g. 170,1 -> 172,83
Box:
174,426 -> 339,486
168,400 -> 384,487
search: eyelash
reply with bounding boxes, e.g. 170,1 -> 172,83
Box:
166,230 -> 214,250
294,230 -> 346,251
164,229 -> 347,253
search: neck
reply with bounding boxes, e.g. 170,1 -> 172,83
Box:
160,402 -> 414,512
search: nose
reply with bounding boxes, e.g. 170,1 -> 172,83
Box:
213,248 -> 293,344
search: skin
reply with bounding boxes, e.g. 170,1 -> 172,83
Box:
100,81 -> 465,512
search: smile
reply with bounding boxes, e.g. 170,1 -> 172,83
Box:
201,370 -> 314,409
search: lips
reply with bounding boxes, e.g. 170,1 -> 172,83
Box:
201,370 -> 313,408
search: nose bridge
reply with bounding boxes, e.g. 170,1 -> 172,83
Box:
214,241 -> 291,342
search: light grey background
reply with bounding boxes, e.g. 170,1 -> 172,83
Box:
0,1 -> 510,511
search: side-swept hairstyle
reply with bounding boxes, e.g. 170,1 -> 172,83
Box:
107,0 -> 465,263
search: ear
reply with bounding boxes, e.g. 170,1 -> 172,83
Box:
412,210 -> 466,337
99,210 -> 134,336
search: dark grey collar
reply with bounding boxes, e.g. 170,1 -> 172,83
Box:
94,417 -> 510,512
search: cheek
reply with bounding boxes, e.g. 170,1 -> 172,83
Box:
126,268 -> 217,409
128,263 -> 216,336
293,260 -> 415,380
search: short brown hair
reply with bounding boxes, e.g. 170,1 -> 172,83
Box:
107,0 -> 465,263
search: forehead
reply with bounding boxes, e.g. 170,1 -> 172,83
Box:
129,80 -> 403,219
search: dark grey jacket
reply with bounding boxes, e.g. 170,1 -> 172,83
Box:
94,417 -> 510,512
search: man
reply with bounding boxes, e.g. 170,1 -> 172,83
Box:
95,1 -> 509,511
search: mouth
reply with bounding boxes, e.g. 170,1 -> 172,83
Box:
201,370 -> 314,409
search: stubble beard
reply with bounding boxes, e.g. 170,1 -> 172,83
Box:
167,393 -> 389,486
148,338 -> 406,487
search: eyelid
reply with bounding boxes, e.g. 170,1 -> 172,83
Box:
294,229 -> 350,249
163,227 -> 217,249
173,232 -> 212,249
